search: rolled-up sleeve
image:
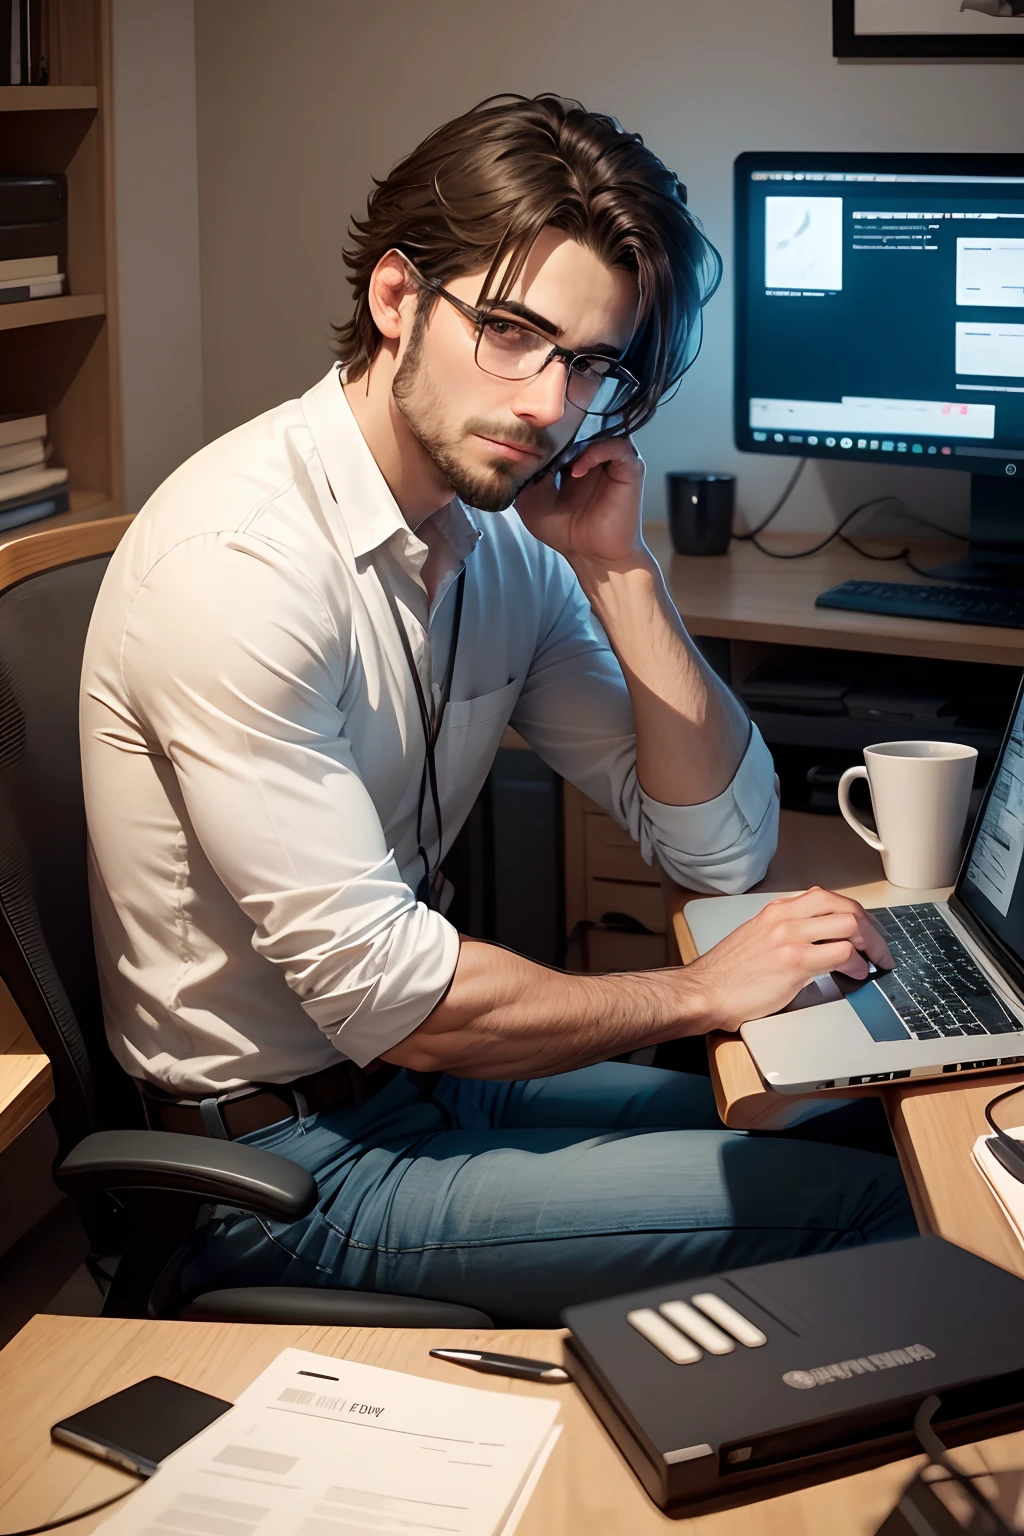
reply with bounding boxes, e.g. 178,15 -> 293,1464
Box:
120,532 -> 459,1067
510,551 -> 779,895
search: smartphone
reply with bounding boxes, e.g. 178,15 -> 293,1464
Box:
522,425 -> 619,488
51,1376 -> 232,1477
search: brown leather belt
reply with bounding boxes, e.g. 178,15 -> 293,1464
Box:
142,1058 -> 398,1141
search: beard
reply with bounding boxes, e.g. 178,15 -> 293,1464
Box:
392,304 -> 556,512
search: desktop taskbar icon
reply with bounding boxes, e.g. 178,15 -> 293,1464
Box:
752,431 -> 948,458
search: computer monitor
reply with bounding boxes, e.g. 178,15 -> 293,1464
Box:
733,151 -> 1024,587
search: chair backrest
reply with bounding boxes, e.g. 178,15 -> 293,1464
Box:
0,545 -> 140,1159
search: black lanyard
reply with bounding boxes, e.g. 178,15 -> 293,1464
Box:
379,566 -> 466,909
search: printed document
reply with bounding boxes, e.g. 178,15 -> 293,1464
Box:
972,1127 -> 1024,1254
97,1347 -> 561,1536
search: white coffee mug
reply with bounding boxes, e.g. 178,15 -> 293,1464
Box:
837,740 -> 978,888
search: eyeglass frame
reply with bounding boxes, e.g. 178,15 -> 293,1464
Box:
397,253 -> 641,418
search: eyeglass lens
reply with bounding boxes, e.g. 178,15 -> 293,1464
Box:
475,320 -> 631,415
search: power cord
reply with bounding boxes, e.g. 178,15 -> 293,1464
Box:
733,458 -> 808,540
731,456 -> 969,572
913,1395 -> 1015,1534
0,1481 -> 141,1536
741,490 -> 968,571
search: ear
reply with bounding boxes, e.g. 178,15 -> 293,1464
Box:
367,250 -> 417,343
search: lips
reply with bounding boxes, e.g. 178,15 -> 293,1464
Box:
476,434 -> 542,462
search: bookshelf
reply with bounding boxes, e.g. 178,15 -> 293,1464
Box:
0,0 -> 123,552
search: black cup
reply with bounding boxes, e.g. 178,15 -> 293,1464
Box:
666,473 -> 735,556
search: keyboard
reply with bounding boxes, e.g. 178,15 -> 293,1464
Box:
816,579 -> 1024,629
866,905 -> 1021,1041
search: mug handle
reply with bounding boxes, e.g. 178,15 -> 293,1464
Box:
837,765 -> 884,853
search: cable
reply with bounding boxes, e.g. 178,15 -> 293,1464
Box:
747,494 -> 904,558
912,1396 -> 1015,1535
733,458 -> 807,540
0,1482 -> 140,1536
985,1080 -> 1024,1141
744,491 -> 969,568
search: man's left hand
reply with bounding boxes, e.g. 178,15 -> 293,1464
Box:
515,437 -> 645,570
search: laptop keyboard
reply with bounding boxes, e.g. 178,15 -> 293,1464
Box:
868,905 -> 1022,1040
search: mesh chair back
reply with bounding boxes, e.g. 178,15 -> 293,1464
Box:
0,554 -> 139,1160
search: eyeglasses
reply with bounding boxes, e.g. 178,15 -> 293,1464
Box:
400,255 -> 640,419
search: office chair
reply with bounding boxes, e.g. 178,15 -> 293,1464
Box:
0,522 -> 492,1328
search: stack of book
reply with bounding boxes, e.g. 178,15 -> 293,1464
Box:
0,175 -> 67,292
0,415 -> 69,532
2,1 -> 49,84
0,254 -> 63,304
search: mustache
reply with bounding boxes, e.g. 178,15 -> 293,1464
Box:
464,418 -> 555,458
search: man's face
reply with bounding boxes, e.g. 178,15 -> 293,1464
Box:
391,227 -> 639,512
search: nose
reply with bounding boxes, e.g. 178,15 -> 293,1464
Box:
509,357 -> 573,430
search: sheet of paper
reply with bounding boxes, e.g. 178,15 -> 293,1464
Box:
972,1124 -> 1024,1251
96,1347 -> 561,1536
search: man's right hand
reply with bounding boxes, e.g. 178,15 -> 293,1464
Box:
386,887 -> 895,1080
684,886 -> 894,1035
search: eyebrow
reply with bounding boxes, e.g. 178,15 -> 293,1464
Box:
480,298 -> 623,359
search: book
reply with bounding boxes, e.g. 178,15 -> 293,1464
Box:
0,224 -> 65,264
0,276 -> 62,303
0,463 -> 67,502
0,255 -> 58,280
0,270 -> 62,287
0,415 -> 46,450
0,438 -> 44,473
0,176 -> 65,227
0,489 -> 68,532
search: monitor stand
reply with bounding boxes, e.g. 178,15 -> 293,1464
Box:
923,473 -> 1024,590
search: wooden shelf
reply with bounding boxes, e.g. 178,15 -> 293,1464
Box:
0,980 -> 52,1158
0,293 -> 105,333
0,86 -> 97,112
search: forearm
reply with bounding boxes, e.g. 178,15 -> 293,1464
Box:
572,546 -> 750,805
382,937 -> 708,1079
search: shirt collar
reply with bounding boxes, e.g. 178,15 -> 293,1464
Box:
300,364 -> 483,570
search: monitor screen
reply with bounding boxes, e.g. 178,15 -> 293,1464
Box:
734,153 -> 1024,478
958,679 -> 1024,971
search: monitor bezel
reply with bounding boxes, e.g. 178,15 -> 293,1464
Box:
950,669 -> 1024,1005
733,150 -> 1024,480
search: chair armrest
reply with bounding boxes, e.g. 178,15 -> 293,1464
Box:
56,1130 -> 318,1222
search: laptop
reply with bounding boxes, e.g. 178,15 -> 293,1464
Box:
685,677 -> 1024,1094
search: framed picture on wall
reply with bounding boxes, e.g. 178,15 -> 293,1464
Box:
833,0 -> 1024,56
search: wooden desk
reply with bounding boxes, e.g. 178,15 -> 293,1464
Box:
665,810 -> 1024,1280
644,525 -> 1024,666
4,1312 -> 1024,1536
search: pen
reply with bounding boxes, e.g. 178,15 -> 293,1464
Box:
428,1348 -> 571,1383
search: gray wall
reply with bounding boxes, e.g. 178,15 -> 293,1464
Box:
113,0 -> 203,515
190,0 -> 1023,535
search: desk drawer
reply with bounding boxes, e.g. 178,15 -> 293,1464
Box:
585,811 -> 653,883
584,928 -> 667,972
585,877 -> 666,933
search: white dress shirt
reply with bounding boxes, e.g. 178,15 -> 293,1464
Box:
80,365 -> 778,1095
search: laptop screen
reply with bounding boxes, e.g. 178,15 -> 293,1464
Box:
958,679 -> 1024,969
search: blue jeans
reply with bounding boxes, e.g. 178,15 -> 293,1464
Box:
183,1063 -> 916,1325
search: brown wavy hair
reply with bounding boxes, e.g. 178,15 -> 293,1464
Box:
333,93 -> 721,436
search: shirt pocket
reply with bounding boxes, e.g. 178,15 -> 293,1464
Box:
442,677 -> 522,785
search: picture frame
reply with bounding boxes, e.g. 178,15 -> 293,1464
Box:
833,0 -> 1024,57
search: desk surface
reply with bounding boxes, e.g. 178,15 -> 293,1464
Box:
665,810 -> 1024,1280
644,525 -> 1024,665
5,1312 -> 1024,1536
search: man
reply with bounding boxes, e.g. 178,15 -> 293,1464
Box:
81,94 -> 912,1325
